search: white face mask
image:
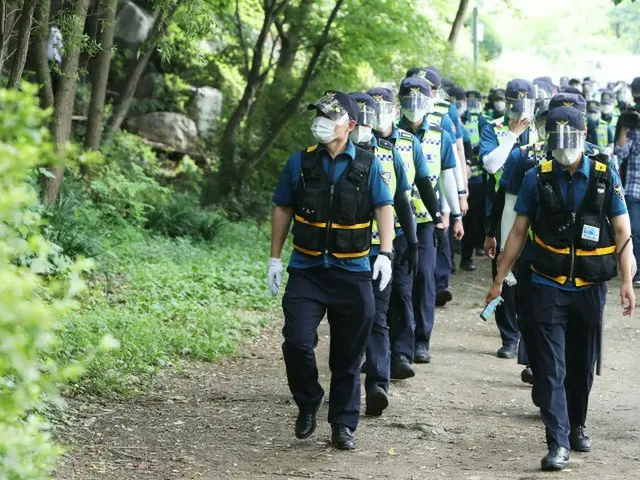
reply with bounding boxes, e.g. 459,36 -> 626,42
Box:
349,125 -> 373,145
457,103 -> 467,117
375,114 -> 394,133
552,148 -> 582,166
402,109 -> 426,123
311,116 -> 337,144
494,100 -> 506,112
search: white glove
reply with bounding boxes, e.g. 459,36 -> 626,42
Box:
372,254 -> 392,292
267,258 -> 282,296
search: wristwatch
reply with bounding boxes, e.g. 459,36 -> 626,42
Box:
379,251 -> 395,262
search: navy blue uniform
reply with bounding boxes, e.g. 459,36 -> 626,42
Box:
515,155 -> 626,449
273,141 -> 393,430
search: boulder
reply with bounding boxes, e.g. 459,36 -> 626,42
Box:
126,113 -> 199,152
115,1 -> 155,44
187,87 -> 223,138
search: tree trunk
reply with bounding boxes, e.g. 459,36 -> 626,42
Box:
448,0 -> 470,46
102,9 -> 173,141
84,0 -> 117,150
0,0 -> 19,75
7,0 -> 37,89
30,0 -> 54,109
213,0 -> 289,200
42,0 -> 91,208
249,0 -> 344,166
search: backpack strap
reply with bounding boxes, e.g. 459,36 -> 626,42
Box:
300,145 -> 322,180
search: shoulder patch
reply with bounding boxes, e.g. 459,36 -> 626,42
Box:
541,160 -> 553,173
398,129 -> 414,141
379,170 -> 392,186
377,138 -> 394,150
306,145 -> 318,152
614,183 -> 624,201
595,161 -> 607,172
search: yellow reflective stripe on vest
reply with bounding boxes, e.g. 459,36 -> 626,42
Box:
333,221 -> 371,230
530,265 -> 594,287
294,214 -> 327,228
534,234 -> 571,255
293,245 -> 323,256
332,249 -> 371,259
576,245 -> 616,256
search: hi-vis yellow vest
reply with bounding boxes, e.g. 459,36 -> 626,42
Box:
412,126 -> 442,224
596,119 -> 609,148
371,139 -> 397,245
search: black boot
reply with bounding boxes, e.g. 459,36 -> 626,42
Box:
435,289 -> 453,307
520,367 -> 534,385
414,345 -> 431,364
541,444 -> 570,471
331,424 -> 356,450
570,425 -> 591,452
365,387 -> 389,417
496,344 -> 517,359
390,355 -> 415,379
294,397 -> 322,439
460,258 -> 477,271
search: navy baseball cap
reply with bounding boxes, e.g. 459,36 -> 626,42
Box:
442,77 -> 456,90
448,86 -> 466,101
549,93 -> 586,114
423,68 -> 442,89
600,90 -> 615,105
466,90 -> 483,100
366,87 -> 395,103
534,76 -> 554,86
406,66 -> 428,78
631,77 -> 640,95
546,106 -> 586,150
562,86 -> 582,95
309,90 -> 359,122
506,79 -> 536,101
349,92 -> 376,126
399,77 -> 431,97
569,78 -> 581,86
533,78 -> 554,98
492,88 -> 506,100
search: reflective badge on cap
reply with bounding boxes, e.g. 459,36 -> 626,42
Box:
581,225 -> 600,243
614,183 -> 624,200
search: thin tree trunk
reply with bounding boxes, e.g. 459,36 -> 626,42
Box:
102,9 -> 173,141
249,0 -> 343,166
84,0 -> 117,150
7,0 -> 37,88
31,0 -> 54,109
42,0 -> 91,208
448,0 -> 470,46
0,1 -> 19,75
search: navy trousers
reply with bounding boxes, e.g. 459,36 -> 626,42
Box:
435,225 -> 452,292
491,249 -> 519,348
364,255 -> 392,393
516,264 -> 533,366
282,266 -> 375,430
388,235 -> 415,361
529,282 -> 605,449
461,181 -> 486,261
413,223 -> 437,351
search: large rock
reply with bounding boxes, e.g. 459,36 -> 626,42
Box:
115,1 -> 155,44
187,87 -> 223,138
126,113 -> 199,152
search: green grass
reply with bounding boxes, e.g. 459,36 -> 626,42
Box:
54,221 -> 284,396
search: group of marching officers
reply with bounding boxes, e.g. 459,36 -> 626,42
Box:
267,69 -> 637,472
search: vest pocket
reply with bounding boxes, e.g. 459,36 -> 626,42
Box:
332,228 -> 370,254
532,241 -> 568,277
334,190 -> 358,224
578,255 -> 617,282
292,221 -> 324,253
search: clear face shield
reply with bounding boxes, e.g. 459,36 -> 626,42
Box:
467,98 -> 482,113
506,97 -> 535,121
434,88 -> 448,102
546,125 -> 585,151
400,92 -> 433,122
372,99 -> 396,131
356,103 -> 376,127
310,95 -> 349,124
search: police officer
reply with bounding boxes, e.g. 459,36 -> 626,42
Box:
586,100 -> 614,153
396,76 -> 463,363
485,87 -> 507,121
268,91 -> 395,450
461,89 -> 489,266
366,86 -> 446,378
348,92 -> 437,416
480,78 -> 535,359
487,106 -> 636,471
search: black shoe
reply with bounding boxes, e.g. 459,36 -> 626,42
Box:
435,289 -> 453,307
541,444 -> 570,471
331,424 -> 356,450
531,384 -> 541,407
570,425 -> 591,452
521,367 -> 534,385
365,387 -> 389,417
475,248 -> 485,257
497,344 -> 517,359
460,258 -> 477,271
414,346 -> 431,364
390,355 -> 415,380
295,398 -> 322,439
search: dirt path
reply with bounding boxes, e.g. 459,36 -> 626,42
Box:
55,257 -> 640,480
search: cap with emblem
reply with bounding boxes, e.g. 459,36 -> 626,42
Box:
545,106 -> 585,151
367,87 -> 397,131
549,92 -> 586,114
308,90 -> 359,123
406,66 -> 428,79
423,68 -> 442,90
586,100 -> 600,114
492,87 -> 506,100
505,78 -> 536,120
348,92 -> 376,126
398,77 -> 432,113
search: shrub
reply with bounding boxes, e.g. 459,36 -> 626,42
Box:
0,85 -> 89,479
